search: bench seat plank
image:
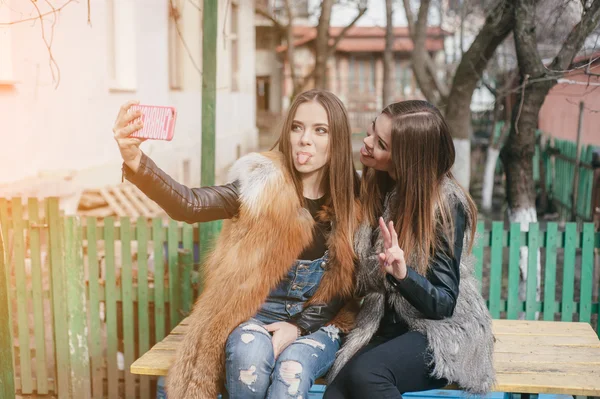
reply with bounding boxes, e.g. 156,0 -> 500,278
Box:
131,319 -> 600,396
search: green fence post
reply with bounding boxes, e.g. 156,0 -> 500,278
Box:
0,217 -> 15,399
47,198 -> 71,399
29,199 -> 49,394
200,0 -> 218,262
12,199 -> 33,393
64,216 -> 91,398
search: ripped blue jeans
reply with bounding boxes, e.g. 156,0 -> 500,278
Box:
224,254 -> 341,398
224,319 -> 341,399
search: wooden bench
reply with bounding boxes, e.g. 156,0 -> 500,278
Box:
131,318 -> 600,397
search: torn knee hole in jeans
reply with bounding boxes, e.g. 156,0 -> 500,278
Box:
240,333 -> 255,344
239,365 -> 258,392
240,323 -> 269,344
279,361 -> 303,397
242,323 -> 270,336
322,325 -> 340,342
296,338 -> 325,350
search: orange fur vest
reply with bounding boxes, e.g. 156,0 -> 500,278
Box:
166,151 -> 357,398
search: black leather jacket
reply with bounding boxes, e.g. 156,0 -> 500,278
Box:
122,153 -> 343,334
381,203 -> 465,330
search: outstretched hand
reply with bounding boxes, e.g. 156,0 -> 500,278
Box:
112,100 -> 146,173
378,217 -> 407,281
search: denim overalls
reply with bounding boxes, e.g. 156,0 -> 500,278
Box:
224,251 -> 342,399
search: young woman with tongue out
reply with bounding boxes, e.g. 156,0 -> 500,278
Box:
324,100 -> 495,399
112,89 -> 360,399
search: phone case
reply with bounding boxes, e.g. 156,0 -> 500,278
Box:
128,104 -> 177,141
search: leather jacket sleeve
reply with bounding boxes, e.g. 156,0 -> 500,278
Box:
390,203 -> 466,320
122,152 -> 241,223
292,296 -> 345,335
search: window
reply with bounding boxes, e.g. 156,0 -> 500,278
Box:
349,56 -> 355,91
403,63 -> 412,95
293,0 -> 309,18
395,58 -> 403,96
358,59 -> 365,92
168,0 -> 184,90
271,0 -> 308,19
107,0 -> 137,91
370,58 -> 376,93
0,2 -> 14,83
230,2 -> 239,91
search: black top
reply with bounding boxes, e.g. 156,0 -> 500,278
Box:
299,196 -> 330,261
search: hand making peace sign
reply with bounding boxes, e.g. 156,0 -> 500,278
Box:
378,217 -> 408,281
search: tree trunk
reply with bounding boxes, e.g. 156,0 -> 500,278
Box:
444,0 -> 516,190
314,0 -> 334,89
482,103 -> 510,211
502,0 -> 600,214
382,0 -> 394,107
283,0 -> 302,97
500,0 -> 600,319
404,0 -> 442,106
482,147 -> 500,210
402,0 -> 449,103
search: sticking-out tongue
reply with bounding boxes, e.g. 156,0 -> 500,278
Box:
297,153 -> 311,165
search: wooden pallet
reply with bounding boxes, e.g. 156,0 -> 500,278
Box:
78,182 -> 165,219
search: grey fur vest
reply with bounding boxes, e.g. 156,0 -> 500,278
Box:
328,178 -> 496,395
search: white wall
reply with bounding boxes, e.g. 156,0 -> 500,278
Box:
0,0 -> 256,190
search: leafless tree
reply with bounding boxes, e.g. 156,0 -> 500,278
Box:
0,0 -> 83,89
500,0 -> 600,223
403,0 -> 517,189
382,0 -> 395,107
256,0 -> 368,96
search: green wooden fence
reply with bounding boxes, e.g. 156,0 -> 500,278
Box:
488,123 -> 598,223
0,198 -> 204,398
493,127 -> 599,222
0,198 -> 599,398
543,138 -> 597,222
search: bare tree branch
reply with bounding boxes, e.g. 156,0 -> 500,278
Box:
169,0 -> 201,75
444,0 -> 516,139
500,0 -> 600,215
0,0 -> 90,88
187,0 -> 201,12
255,5 -> 286,32
403,0 -> 416,32
313,0 -> 335,88
548,0 -> 600,72
382,0 -> 394,107
327,6 -> 368,57
28,0 -> 61,88
404,0 -> 442,105
0,0 -> 76,25
310,1 -> 367,90
283,0 -> 302,95
402,0 -> 450,102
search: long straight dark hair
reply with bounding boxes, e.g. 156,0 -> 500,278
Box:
273,89 -> 360,250
361,100 -> 477,271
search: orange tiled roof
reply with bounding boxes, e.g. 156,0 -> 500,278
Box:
276,25 -> 448,53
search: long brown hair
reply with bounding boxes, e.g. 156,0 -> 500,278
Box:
361,100 -> 477,270
273,89 -> 360,250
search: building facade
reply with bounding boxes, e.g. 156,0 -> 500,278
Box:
0,0 -> 257,199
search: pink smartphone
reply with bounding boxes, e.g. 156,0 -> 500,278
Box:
128,104 -> 177,141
